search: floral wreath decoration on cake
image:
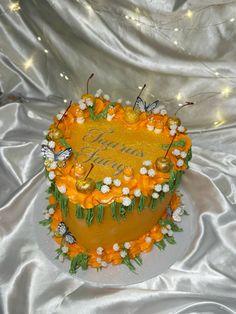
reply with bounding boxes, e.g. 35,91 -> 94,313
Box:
39,74 -> 192,273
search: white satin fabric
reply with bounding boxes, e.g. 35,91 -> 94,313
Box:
0,0 -> 236,313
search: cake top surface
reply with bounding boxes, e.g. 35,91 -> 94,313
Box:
41,90 -> 192,209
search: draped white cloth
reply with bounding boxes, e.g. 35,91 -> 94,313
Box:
0,0 -> 236,313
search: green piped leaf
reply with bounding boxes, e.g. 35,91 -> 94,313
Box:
169,169 -> 177,192
150,197 -> 158,210
95,181 -> 103,191
122,256 -> 136,272
39,217 -> 52,226
111,201 -> 120,222
86,208 -> 95,225
162,139 -> 186,149
138,194 -> 145,212
59,138 -> 70,148
159,191 -> 165,201
97,204 -> 104,223
69,253 -> 89,273
164,235 -> 176,245
159,219 -> 183,232
134,255 -> 143,266
76,204 -> 84,219
119,206 -> 127,220
127,199 -> 135,212
154,239 -> 166,250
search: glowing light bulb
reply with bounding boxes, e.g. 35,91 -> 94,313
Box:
44,49 -> 48,54
64,99 -> 67,103
221,87 -> 231,97
9,2 -> 21,12
60,73 -> 64,77
176,93 -> 182,101
174,28 -> 179,32
125,15 -> 129,19
186,10 -> 193,19
174,40 -> 178,45
65,75 -> 69,80
138,86 -> 142,90
215,72 -> 220,76
23,58 -> 33,70
230,18 -> 235,22
37,36 -> 42,41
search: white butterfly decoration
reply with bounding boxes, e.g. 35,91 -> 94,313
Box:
41,145 -> 72,168
56,221 -> 76,244
134,96 -> 160,113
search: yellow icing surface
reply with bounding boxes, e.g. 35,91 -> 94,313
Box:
66,119 -> 169,180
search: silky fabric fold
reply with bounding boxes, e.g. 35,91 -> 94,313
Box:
0,0 -> 236,313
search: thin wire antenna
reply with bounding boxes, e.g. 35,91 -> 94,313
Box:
84,163 -> 94,179
164,134 -> 176,158
56,100 -> 72,127
86,73 -> 94,94
133,84 -> 146,109
175,101 -> 194,116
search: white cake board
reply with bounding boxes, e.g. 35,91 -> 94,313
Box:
33,179 -> 196,287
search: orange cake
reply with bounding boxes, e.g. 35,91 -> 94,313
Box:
40,81 -> 192,273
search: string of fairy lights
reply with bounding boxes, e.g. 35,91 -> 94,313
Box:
2,1 -> 236,128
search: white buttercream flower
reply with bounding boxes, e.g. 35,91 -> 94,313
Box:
96,257 -> 102,263
140,167 -> 147,175
134,189 -> 141,197
180,151 -> 187,158
96,247 -> 104,255
172,212 -> 181,222
48,208 -> 55,215
148,169 -> 156,177
143,160 -> 152,166
101,261 -> 108,267
152,107 -> 160,114
48,141 -> 55,149
166,224 -> 171,230
76,117 -> 85,124
122,197 -> 132,207
172,149 -> 180,156
113,243 -> 120,251
160,109 -> 167,116
154,184 -> 162,192
167,230 -> 173,237
56,113 -> 63,120
95,89 -> 103,97
42,139 -> 48,146
49,161 -> 57,170
43,130 -> 48,135
86,100 -> 93,107
101,185 -> 110,193
48,171 -> 55,180
116,98 -> 122,103
145,236 -> 152,243
125,100 -> 131,105
103,177 -> 112,185
124,242 -> 131,249
170,124 -> 178,130
175,206 -> 184,216
62,246 -> 69,254
152,192 -> 159,199
113,179 -> 121,187
79,102 -> 87,111
177,159 -> 184,167
58,185 -> 66,193
162,184 -> 170,193
122,187 -> 130,195
170,129 -> 176,136
103,94 -> 110,101
120,250 -> 127,258
44,213 -> 50,219
178,125 -> 185,132
161,227 -> 168,235
154,128 -> 162,134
